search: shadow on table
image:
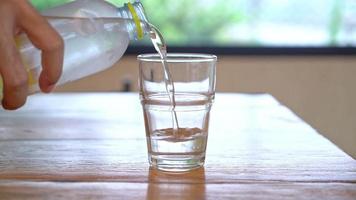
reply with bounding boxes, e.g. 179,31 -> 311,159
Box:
146,167 -> 206,200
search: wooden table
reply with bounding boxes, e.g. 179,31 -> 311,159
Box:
0,93 -> 355,199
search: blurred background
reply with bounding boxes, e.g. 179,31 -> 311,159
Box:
32,0 -> 356,48
30,1 -> 356,157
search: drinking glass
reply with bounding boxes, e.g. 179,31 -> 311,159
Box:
138,53 -> 216,172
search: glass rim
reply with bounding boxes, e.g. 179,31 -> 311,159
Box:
137,53 -> 217,63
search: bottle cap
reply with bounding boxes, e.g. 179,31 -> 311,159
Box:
127,2 -> 144,40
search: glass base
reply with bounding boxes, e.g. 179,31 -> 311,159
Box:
149,154 -> 205,172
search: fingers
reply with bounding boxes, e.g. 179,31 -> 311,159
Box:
17,1 -> 64,93
0,1 -> 63,109
0,32 -> 28,110
38,45 -> 64,93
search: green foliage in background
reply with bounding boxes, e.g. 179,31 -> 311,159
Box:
30,0 -> 354,47
138,0 -> 244,46
31,0 -> 244,46
329,0 -> 344,45
30,0 -> 72,11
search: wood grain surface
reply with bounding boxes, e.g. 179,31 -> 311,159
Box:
0,93 -> 355,199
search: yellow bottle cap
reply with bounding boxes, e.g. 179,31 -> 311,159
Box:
127,2 -> 144,40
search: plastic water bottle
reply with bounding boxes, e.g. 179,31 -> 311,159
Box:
1,0 -> 150,95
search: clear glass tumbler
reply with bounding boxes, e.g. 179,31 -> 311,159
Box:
138,53 -> 216,172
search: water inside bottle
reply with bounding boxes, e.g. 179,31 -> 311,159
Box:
149,24 -> 180,135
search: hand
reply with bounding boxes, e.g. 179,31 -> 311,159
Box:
0,0 -> 64,110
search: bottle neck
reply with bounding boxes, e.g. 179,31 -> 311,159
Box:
118,2 -> 151,40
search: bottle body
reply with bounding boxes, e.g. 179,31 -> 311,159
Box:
19,16 -> 131,93
4,0 -> 149,94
